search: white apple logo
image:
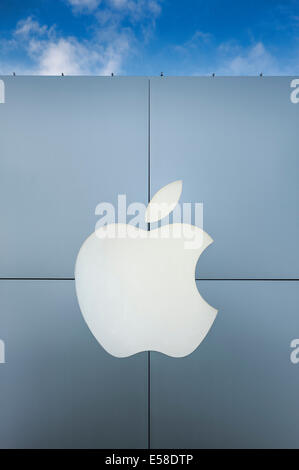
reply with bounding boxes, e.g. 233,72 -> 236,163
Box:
75,181 -> 217,358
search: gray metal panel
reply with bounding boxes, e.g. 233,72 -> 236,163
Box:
0,76 -> 148,277
150,77 -> 299,278
0,280 -> 147,448
151,280 -> 299,448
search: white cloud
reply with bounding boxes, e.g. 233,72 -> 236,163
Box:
66,0 -> 162,20
15,16 -> 50,37
66,0 -> 102,12
0,1 -> 162,76
34,35 -> 130,75
36,39 -> 89,75
217,42 -> 279,75
173,29 -> 291,76
174,30 -> 212,54
6,15 -> 133,75
108,0 -> 161,18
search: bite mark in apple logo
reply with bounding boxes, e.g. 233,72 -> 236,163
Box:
75,181 -> 218,358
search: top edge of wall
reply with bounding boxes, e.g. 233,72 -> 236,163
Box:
0,75 -> 298,79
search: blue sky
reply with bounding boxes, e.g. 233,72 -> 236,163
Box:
0,0 -> 299,75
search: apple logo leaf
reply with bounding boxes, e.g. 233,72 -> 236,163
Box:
145,180 -> 183,223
